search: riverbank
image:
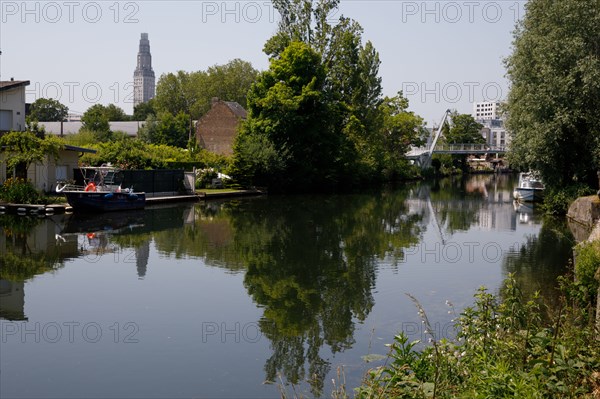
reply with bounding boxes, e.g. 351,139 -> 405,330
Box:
0,189 -> 264,215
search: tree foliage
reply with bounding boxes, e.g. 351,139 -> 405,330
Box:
445,112 -> 484,144
232,0 -> 425,190
154,59 -> 259,120
133,98 -> 156,121
505,0 -> 600,189
27,98 -> 68,122
80,104 -> 111,138
231,42 -> 343,191
138,111 -> 190,148
0,131 -> 63,171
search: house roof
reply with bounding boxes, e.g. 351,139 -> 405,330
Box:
0,80 -> 30,91
223,101 -> 247,119
64,144 -> 97,154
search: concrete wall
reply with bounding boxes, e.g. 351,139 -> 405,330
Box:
39,121 -> 143,136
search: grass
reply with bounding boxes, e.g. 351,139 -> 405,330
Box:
196,188 -> 249,194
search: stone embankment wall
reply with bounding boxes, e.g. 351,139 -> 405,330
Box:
567,195 -> 600,228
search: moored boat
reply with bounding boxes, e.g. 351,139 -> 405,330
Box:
513,172 -> 545,202
56,164 -> 146,212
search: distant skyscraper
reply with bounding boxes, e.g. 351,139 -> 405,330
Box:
133,33 -> 155,108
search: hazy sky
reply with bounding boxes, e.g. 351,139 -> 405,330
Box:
1,0 -> 525,125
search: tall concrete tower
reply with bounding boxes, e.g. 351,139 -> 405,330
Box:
133,33 -> 155,108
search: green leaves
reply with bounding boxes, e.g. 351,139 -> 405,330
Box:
154,59 -> 259,120
27,98 -> 68,122
233,0 -> 427,191
505,0 -> 600,189
357,274 -> 600,398
0,131 -> 62,172
445,113 -> 485,145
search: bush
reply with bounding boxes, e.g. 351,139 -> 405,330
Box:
0,178 -> 45,204
542,184 -> 595,215
356,274 -> 600,398
195,169 -> 218,189
574,240 -> 600,304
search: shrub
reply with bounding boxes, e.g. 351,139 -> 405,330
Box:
574,240 -> 600,304
543,184 -> 595,215
0,178 -> 45,204
356,274 -> 600,398
195,169 -> 218,189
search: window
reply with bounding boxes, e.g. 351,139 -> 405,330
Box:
56,165 -> 68,181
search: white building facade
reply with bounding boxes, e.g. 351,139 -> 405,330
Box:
472,101 -> 509,148
0,80 -> 30,132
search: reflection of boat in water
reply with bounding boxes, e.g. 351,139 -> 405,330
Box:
56,164 -> 146,212
513,200 -> 540,224
513,172 -> 545,202
60,210 -> 146,235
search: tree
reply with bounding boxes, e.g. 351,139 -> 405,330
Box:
263,0 -> 385,184
138,111 -> 189,148
231,42 -> 345,191
445,112 -> 484,144
27,98 -> 68,122
103,104 -> 129,121
378,93 -> 427,177
154,71 -> 207,119
0,131 -> 62,173
81,104 -> 111,140
133,99 -> 156,121
505,0 -> 600,189
204,59 -> 260,109
154,60 -> 259,120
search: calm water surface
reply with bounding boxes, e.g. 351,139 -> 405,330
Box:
0,174 -> 575,398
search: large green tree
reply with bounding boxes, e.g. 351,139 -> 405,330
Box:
262,0 -> 392,184
27,98 -> 68,122
137,111 -> 190,148
378,93 -> 428,178
103,104 -> 129,121
231,42 -> 345,191
445,112 -> 485,144
80,104 -> 111,139
505,0 -> 600,189
154,59 -> 259,120
133,99 -> 156,121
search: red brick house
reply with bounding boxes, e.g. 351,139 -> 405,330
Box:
196,98 -> 247,156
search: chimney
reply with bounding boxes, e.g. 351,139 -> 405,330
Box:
211,97 -> 219,106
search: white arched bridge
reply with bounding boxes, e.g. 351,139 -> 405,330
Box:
406,110 -> 507,169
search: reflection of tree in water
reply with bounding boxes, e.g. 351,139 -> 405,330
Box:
147,193 -> 422,394
0,215 -> 64,282
222,193 -> 423,396
503,217 -> 574,308
429,177 -> 483,235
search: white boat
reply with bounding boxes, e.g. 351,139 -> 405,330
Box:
513,172 -> 545,202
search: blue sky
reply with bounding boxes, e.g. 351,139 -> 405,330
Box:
0,0 -> 525,125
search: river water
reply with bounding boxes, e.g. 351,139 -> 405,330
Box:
0,174 -> 575,398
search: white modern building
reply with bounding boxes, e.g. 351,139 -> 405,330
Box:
0,80 -> 30,132
473,101 -> 502,120
133,33 -> 156,108
472,101 -> 509,148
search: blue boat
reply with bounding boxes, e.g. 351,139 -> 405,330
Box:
56,165 -> 146,212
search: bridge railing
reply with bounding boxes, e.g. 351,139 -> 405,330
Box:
406,144 -> 506,157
